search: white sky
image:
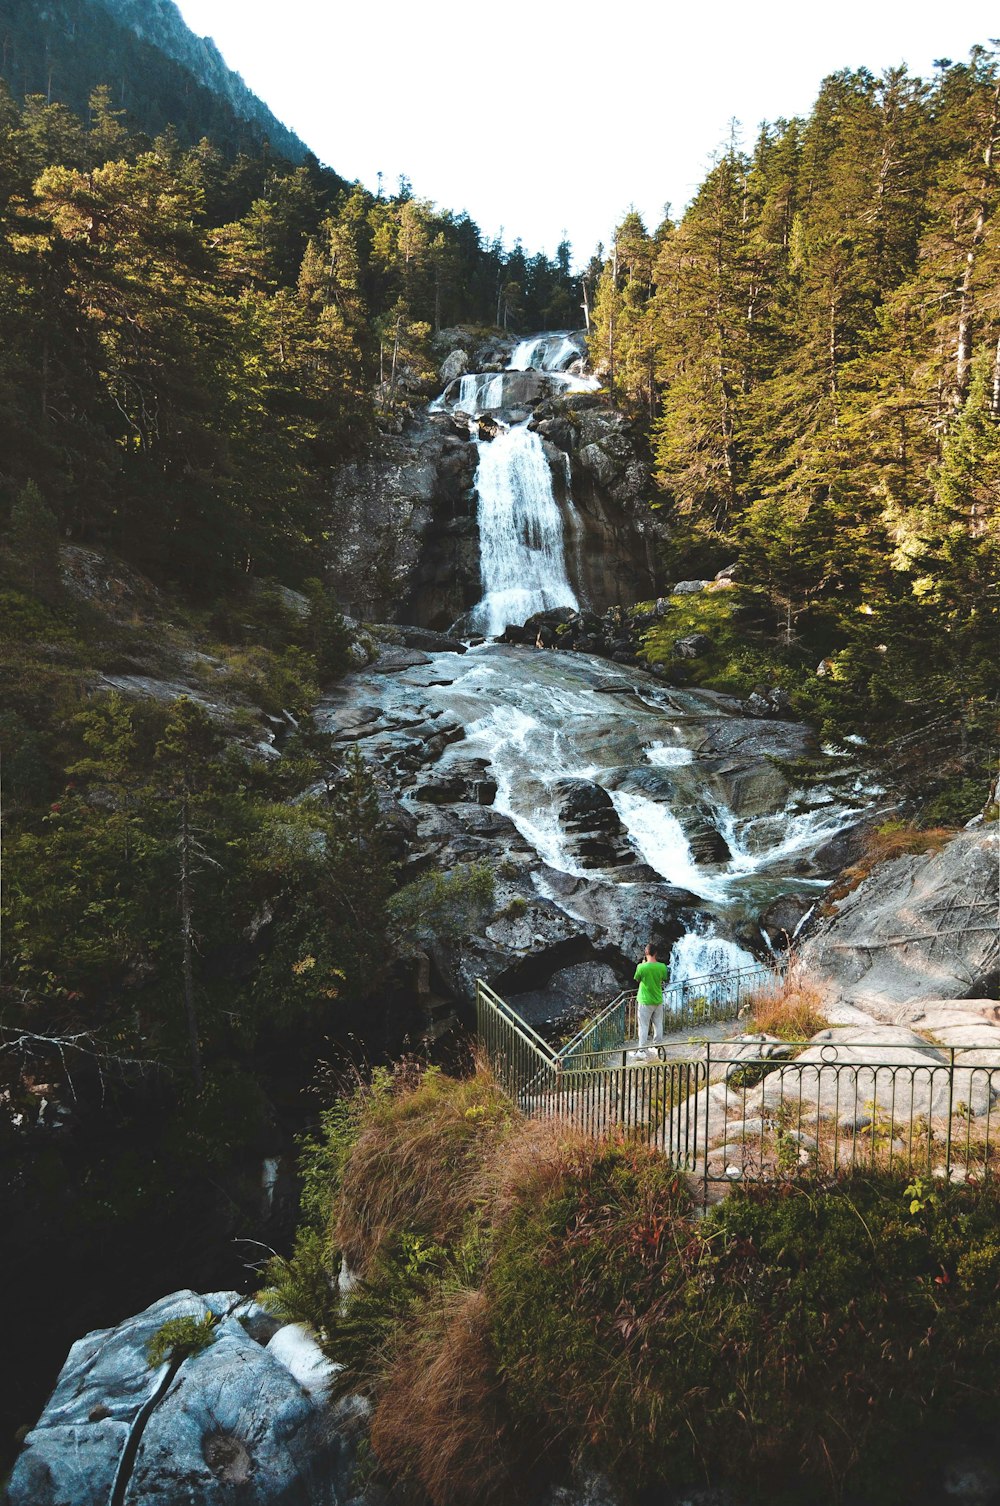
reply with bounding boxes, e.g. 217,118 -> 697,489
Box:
174,0 -> 998,268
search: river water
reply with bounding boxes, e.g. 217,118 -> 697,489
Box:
395,333 -> 868,982
323,637 -> 870,990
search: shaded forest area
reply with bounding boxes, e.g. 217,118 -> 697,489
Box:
589,51 -> 999,819
0,76 -> 566,1457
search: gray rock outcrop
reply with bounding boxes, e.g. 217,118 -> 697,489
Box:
326,413 -> 479,627
7,1290 -> 366,1506
799,826 -> 999,1018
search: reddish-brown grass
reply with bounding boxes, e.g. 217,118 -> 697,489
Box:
370,1288 -> 517,1506
751,970 -> 829,1041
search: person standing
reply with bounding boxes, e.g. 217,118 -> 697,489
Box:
634,942 -> 669,1056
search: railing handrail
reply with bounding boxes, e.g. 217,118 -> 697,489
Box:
556,989 -> 631,1061
477,975 -> 1000,1203
476,979 -> 558,1064
557,962 -> 781,1064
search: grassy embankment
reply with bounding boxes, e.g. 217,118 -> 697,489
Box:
264,1060 -> 1000,1506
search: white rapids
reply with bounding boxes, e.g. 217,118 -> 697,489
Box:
432,330 -> 591,638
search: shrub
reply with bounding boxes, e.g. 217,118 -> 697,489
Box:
260,1227 -> 340,1340
751,970 -> 829,1040
487,1134 -> 694,1486
146,1312 -> 217,1368
289,1060 -> 1000,1505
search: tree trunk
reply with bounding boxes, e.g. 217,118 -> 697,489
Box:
179,795 -> 203,1093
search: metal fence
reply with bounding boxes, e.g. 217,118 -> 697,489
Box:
476,978 -> 1000,1201
557,963 -> 778,1070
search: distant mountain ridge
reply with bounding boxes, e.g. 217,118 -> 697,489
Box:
1,0 -> 309,160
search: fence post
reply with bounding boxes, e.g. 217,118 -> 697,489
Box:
945,1046 -> 955,1177
703,1040 -> 712,1207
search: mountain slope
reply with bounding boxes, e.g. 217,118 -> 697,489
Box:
1,0 -> 308,159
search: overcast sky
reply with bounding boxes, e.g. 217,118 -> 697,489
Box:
174,0 -> 998,267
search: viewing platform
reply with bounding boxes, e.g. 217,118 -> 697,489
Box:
476,969 -> 1000,1203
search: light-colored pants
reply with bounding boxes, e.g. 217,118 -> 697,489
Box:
637,1003 -> 663,1047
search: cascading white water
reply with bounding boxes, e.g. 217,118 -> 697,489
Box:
468,425 -> 579,637
510,334 -> 579,371
456,373 -> 506,412
509,332 -> 600,391
667,930 -> 759,986
416,336 -> 870,984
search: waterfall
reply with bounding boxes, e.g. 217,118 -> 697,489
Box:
428,330 -> 589,638
668,929 -> 759,985
468,425 -> 579,637
456,372 -> 506,412
509,332 -> 600,392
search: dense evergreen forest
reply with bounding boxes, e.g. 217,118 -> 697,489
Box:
586,52 -> 999,818
0,77 -> 575,1454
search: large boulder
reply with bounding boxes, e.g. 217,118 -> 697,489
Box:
800,826 -> 1000,1018
7,1290 -> 365,1506
438,348 -> 469,384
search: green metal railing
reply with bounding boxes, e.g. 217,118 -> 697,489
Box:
476,979 -> 1000,1201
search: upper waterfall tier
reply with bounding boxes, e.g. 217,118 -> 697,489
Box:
433,330 -> 599,417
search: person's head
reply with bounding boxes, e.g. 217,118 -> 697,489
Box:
645,941 -> 658,960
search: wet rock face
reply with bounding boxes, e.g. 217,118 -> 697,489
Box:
533,392 -> 663,609
317,642 -> 862,1029
800,826 -> 1000,1017
326,412 -> 480,627
554,779 -> 639,869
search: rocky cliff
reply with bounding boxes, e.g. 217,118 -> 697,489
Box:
93,0 -> 307,158
1,0 -> 309,161
799,825 -> 999,1018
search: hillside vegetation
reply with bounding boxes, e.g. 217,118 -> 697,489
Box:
267,1061 -> 1000,1506
589,52 -> 999,819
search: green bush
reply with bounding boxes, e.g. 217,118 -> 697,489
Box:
146,1312 -> 218,1368
490,1170 -> 1000,1503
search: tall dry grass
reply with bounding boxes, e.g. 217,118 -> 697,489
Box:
335,1063 -> 514,1273
370,1288 -> 517,1506
751,968 -> 829,1041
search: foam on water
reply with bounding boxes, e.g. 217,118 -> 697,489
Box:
646,743 -> 695,769
709,791 -> 859,875
668,929 -> 760,986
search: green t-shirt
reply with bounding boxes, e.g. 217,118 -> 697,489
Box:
634,960 -> 668,1006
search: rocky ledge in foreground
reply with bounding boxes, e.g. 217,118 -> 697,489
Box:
6,1291 -> 366,1506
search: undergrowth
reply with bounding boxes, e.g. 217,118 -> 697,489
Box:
826,819 -> 955,904
265,1061 -> 1000,1506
